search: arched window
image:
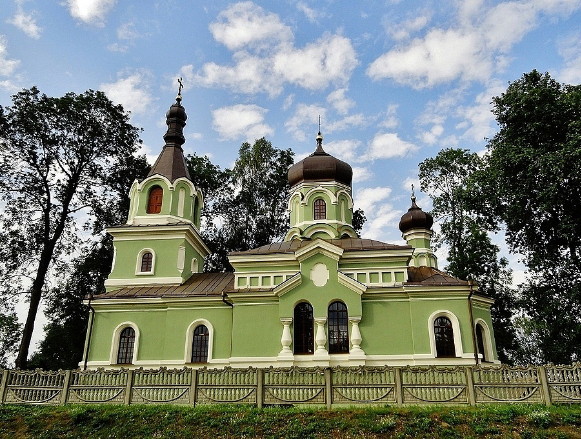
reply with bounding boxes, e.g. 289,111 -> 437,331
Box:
434,316 -> 456,358
313,199 -> 326,220
294,302 -> 314,354
191,325 -> 209,363
476,323 -> 487,362
117,327 -> 135,364
328,301 -> 349,354
140,251 -> 153,273
147,186 -> 163,214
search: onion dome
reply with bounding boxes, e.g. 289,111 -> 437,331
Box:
399,192 -> 433,233
147,93 -> 191,181
288,131 -> 352,187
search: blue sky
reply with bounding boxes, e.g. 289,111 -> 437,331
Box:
1,0 -> 580,246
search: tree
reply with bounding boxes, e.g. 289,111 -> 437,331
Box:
0,310 -> 21,367
29,154 -> 150,370
198,138 -> 294,271
0,87 -> 142,368
419,148 -> 518,363
484,70 -> 581,270
478,71 -> 581,363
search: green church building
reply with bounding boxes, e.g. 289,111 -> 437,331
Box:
82,94 -> 499,370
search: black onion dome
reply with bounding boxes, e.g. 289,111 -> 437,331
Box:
399,195 -> 433,233
288,132 -> 352,187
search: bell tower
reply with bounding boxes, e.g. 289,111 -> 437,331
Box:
104,88 -> 209,290
285,131 -> 357,241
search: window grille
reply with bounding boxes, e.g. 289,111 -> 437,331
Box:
294,302 -> 314,354
313,199 -> 326,220
117,327 -> 135,364
328,301 -> 349,354
191,325 -> 209,363
140,252 -> 153,272
434,316 -> 456,357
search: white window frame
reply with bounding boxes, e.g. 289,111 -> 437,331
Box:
475,318 -> 494,362
184,319 -> 214,364
135,248 -> 156,275
110,322 -> 140,365
427,310 -> 463,358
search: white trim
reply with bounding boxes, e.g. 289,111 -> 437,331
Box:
336,189 -> 354,209
295,239 -> 344,262
302,186 -> 338,205
104,276 -> 183,287
337,272 -> 366,294
475,318 -> 494,362
135,248 -> 156,275
427,310 -> 464,359
273,272 -> 302,296
110,322 -> 140,365
177,187 -> 185,217
184,319 -> 214,364
191,257 -> 199,273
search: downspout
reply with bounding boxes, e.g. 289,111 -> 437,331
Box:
467,280 -> 478,365
82,292 -> 96,371
221,291 -> 234,361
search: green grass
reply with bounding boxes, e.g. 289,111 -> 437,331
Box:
0,404 -> 580,438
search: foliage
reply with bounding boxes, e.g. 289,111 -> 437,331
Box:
419,148 -> 518,363
0,311 -> 21,368
29,155 -> 150,370
1,404 -> 580,439
479,71 -> 581,364
484,70 -> 581,270
0,87 -> 142,368
194,138 -> 294,272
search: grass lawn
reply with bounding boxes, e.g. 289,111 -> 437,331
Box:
1,403 -> 580,438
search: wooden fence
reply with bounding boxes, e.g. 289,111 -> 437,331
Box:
1,363 -> 580,408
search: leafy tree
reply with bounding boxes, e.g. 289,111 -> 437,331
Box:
0,310 -> 21,367
419,148 -> 518,363
198,138 -> 294,271
0,87 -> 142,368
478,71 -> 581,363
484,70 -> 581,269
29,154 -> 150,370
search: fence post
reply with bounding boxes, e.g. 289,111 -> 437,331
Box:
538,366 -> 552,406
256,368 -> 264,409
465,367 -> 476,406
0,370 -> 9,405
60,370 -> 72,405
189,369 -> 198,406
394,367 -> 403,405
325,368 -> 332,410
124,369 -> 134,405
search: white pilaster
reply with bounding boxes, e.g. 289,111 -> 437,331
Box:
349,317 -> 366,363
278,318 -> 294,363
314,317 -> 330,359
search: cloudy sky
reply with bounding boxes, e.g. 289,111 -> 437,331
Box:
1,0 -> 580,245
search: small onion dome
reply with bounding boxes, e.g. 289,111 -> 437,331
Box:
288,131 -> 352,187
399,195 -> 433,233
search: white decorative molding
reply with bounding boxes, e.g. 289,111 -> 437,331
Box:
177,245 -> 185,273
314,318 -> 329,359
184,319 -> 214,364
295,239 -> 344,262
177,187 -> 185,217
273,272 -> 302,296
427,310 -> 464,359
337,272 -> 367,295
310,263 -> 329,287
105,276 -> 184,287
109,322 -> 140,365
278,318 -> 294,358
349,317 -> 365,358
474,318 -> 495,363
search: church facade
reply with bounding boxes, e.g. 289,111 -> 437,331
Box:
82,95 -> 499,370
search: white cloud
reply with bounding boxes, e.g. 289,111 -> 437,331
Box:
296,1 -> 325,23
354,186 -> 392,216
367,0 -> 581,88
194,4 -> 358,96
273,34 -> 358,90
557,32 -> 581,83
209,1 -> 292,51
402,176 -> 420,194
386,15 -> 429,41
420,124 -> 444,145
379,104 -> 399,129
353,186 -> 402,241
324,139 -> 362,162
212,104 -> 273,141
100,71 -> 154,116
283,94 -> 294,111
7,7 -> 41,39
327,88 -> 354,115
285,103 -> 327,141
364,132 -> 418,160
456,80 -> 504,142
327,114 -> 367,132
66,0 -> 117,26
0,36 -> 19,77
352,166 -> 373,183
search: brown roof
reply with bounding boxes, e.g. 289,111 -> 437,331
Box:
405,266 -> 469,286
94,272 -> 234,300
147,145 -> 191,182
229,238 -> 410,256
